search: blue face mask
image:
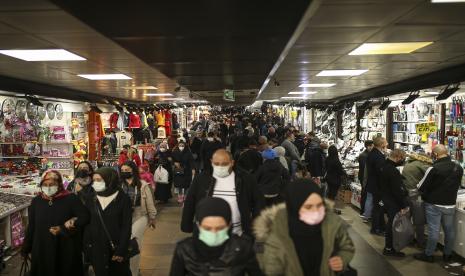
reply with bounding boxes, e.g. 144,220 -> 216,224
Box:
198,226 -> 230,247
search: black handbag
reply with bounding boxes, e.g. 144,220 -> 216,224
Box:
94,200 -> 140,259
337,265 -> 357,276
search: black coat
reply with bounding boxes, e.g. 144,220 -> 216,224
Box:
190,137 -> 203,157
255,159 -> 290,196
366,148 -> 386,195
181,170 -> 265,235
22,194 -> 90,276
170,235 -> 263,276
85,191 -> 132,276
306,145 -> 326,177
325,157 -> 345,187
358,150 -> 369,184
200,140 -> 224,169
419,156 -> 463,206
236,149 -> 263,174
380,159 -> 409,208
172,148 -> 196,189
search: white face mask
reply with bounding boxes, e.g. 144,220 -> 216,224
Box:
93,181 -> 106,192
42,186 -> 58,197
213,165 -> 231,178
207,137 -> 214,142
178,146 -> 185,151
160,148 -> 167,152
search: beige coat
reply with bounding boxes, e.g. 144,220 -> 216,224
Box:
133,180 -> 157,222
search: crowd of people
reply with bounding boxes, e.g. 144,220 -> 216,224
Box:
19,111 -> 464,276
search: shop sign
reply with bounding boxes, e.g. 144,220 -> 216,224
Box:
415,122 -> 437,135
223,89 -> 235,102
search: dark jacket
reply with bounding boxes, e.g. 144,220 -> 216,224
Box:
22,194 -> 90,276
366,148 -> 386,195
305,142 -> 326,177
190,137 -> 203,157
402,160 -> 430,191
172,148 -> 196,189
169,235 -> 263,276
325,157 -> 345,187
358,150 -> 370,184
236,149 -> 263,174
255,159 -> 290,196
85,192 -> 132,276
181,170 -> 265,235
419,156 -> 463,206
200,140 -> 224,168
379,159 -> 408,208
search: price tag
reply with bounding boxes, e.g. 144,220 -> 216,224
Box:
416,122 -> 437,135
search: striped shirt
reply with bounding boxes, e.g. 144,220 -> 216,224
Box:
213,172 -> 243,235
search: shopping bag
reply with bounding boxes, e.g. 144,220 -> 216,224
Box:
392,211 -> 414,251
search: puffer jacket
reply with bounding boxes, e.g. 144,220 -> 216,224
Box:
169,235 -> 263,276
255,159 -> 290,196
253,203 -> 354,276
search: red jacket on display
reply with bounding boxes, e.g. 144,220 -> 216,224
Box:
129,113 -> 141,129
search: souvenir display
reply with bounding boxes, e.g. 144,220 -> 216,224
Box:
2,99 -> 15,118
314,109 -> 336,144
46,103 -> 55,120
37,105 -> 46,120
55,104 -> 63,120
358,107 -> 386,141
15,100 -> 26,120
26,102 -> 38,120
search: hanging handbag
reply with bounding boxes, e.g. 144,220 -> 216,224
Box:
336,265 -> 358,276
94,199 -> 140,259
19,257 -> 30,276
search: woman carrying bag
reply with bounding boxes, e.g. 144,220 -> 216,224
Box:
87,167 -> 132,276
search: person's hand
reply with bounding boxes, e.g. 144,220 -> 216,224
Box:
112,255 -> 124,262
75,184 -> 82,192
329,256 -> 344,272
149,219 -> 156,229
64,217 -> 77,229
49,226 -> 61,236
400,207 -> 410,215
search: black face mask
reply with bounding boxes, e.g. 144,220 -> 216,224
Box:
120,172 -> 133,179
76,169 -> 90,178
396,159 -> 406,167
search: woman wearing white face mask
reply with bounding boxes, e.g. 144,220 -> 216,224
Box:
87,167 -> 132,276
154,142 -> 173,203
22,170 -> 90,276
172,141 -> 196,204
254,179 -> 355,276
170,197 -> 263,276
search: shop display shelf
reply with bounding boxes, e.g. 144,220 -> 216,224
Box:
0,142 -> 41,145
41,156 -> 73,159
393,121 -> 427,123
0,156 -> 42,159
393,141 -> 422,145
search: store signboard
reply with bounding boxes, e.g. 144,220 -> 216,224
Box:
223,89 -> 235,102
415,122 -> 437,135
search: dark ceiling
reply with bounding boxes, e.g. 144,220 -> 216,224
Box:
52,0 -> 311,104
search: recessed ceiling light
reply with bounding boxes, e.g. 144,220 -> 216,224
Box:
424,91 -> 440,95
299,83 -> 336,88
145,93 -> 173,96
0,49 -> 86,61
78,74 -> 132,80
432,0 -> 465,2
349,42 -> 433,55
317,70 -> 368,77
123,86 -> 158,90
281,96 -> 308,99
288,91 -> 317,95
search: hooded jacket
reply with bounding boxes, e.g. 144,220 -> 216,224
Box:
253,203 -> 354,276
255,159 -> 290,196
402,160 -> 431,191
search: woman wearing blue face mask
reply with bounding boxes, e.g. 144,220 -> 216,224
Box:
22,170 -> 90,276
170,197 -> 263,276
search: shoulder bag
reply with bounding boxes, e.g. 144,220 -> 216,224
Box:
94,198 -> 140,258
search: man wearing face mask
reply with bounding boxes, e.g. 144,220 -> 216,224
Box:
181,149 -> 265,236
171,197 -> 263,276
254,179 -> 354,276
199,132 -> 224,174
379,149 -> 409,257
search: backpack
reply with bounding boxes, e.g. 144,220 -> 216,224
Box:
154,165 -> 169,184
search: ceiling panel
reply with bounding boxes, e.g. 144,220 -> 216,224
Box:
0,34 -> 54,48
367,25 -> 464,43
296,27 -> 378,44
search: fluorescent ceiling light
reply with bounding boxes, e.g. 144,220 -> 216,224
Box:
432,0 -> 465,2
78,74 -> 132,80
317,70 -> 368,77
122,86 -> 157,90
281,96 -> 308,99
288,91 -> 317,95
299,83 -> 336,88
145,93 -> 173,96
349,42 -> 433,55
424,91 -> 440,95
0,49 -> 86,61
160,98 -> 184,101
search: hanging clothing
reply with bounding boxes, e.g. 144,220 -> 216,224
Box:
172,112 -> 179,130
156,111 -> 165,126
147,114 -> 156,130
129,113 -> 141,129
110,113 -> 119,131
87,111 -> 105,160
165,110 -> 172,136
116,130 -> 133,148
140,111 -> 148,129
117,111 -> 125,131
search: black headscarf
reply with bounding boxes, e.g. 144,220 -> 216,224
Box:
193,197 -> 232,261
94,167 -> 120,197
285,179 -> 324,276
